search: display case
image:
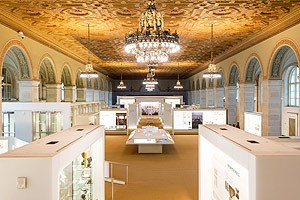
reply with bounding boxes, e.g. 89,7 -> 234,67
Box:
99,108 -> 127,130
199,124 -> 300,200
173,109 -> 226,132
0,125 -> 105,200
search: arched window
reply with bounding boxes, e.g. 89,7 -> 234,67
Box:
288,67 -> 299,106
2,67 -> 15,101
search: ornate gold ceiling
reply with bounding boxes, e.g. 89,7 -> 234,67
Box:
1,0 -> 300,79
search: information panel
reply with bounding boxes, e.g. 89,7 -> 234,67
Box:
244,112 -> 262,136
200,136 -> 249,200
174,109 -> 226,130
99,110 -> 127,130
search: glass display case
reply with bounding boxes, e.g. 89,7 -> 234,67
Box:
2,112 -> 15,136
59,140 -> 100,200
32,111 -> 63,140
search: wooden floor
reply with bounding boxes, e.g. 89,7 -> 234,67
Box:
105,134 -> 198,200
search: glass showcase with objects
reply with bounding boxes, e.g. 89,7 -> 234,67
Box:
59,144 -> 98,199
0,125 -> 105,200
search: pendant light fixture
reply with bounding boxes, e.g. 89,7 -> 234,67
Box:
80,24 -> 98,79
124,0 -> 180,66
174,72 -> 183,89
117,73 -> 126,89
203,24 -> 221,79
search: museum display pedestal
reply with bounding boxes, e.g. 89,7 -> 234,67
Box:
138,144 -> 162,153
0,125 -> 105,200
127,126 -> 174,153
199,124 -> 300,200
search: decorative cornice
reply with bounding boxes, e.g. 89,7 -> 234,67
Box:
215,6 -> 300,64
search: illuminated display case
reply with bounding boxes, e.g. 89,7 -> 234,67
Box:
0,125 -> 105,200
99,109 -> 127,130
199,124 -> 300,200
173,109 -> 226,131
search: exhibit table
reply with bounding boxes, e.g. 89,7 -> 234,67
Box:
126,126 -> 174,153
199,124 -> 300,200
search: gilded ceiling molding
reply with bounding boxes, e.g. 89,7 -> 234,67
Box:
268,38 -> 300,80
216,7 -> 300,66
0,39 -> 33,79
244,53 -> 263,83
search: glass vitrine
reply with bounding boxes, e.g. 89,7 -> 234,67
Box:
32,111 -> 63,140
2,112 -> 15,136
59,142 -> 99,200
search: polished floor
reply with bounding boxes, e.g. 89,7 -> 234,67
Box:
105,134 -> 198,200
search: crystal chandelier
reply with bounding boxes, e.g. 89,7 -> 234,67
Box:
117,73 -> 126,89
142,67 -> 158,85
124,0 -> 180,65
174,73 -> 183,89
203,24 -> 221,79
80,24 -> 98,79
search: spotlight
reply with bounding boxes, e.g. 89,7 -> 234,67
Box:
17,31 -> 25,39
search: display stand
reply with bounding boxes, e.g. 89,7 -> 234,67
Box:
199,124 -> 300,200
0,125 -> 105,200
126,126 -> 174,153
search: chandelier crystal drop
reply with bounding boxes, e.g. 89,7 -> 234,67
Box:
203,24 -> 221,79
125,0 -> 180,65
80,24 -> 98,79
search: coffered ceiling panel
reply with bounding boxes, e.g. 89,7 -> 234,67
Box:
1,0 -> 300,79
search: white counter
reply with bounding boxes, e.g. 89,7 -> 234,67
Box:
199,124 -> 300,200
0,125 -> 105,200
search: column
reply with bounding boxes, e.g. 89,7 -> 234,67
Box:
215,87 -> 225,108
99,90 -> 105,102
77,88 -> 86,102
94,90 -> 100,102
200,89 -> 206,107
262,80 -> 282,136
18,80 -> 39,102
196,90 -> 200,104
225,85 -> 237,125
86,89 -> 94,102
239,83 -> 255,129
46,84 -> 61,102
207,88 -> 214,107
64,85 -> 76,102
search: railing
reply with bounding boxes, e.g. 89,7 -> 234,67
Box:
105,161 -> 129,200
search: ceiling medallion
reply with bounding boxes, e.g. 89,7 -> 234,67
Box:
124,0 -> 180,66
